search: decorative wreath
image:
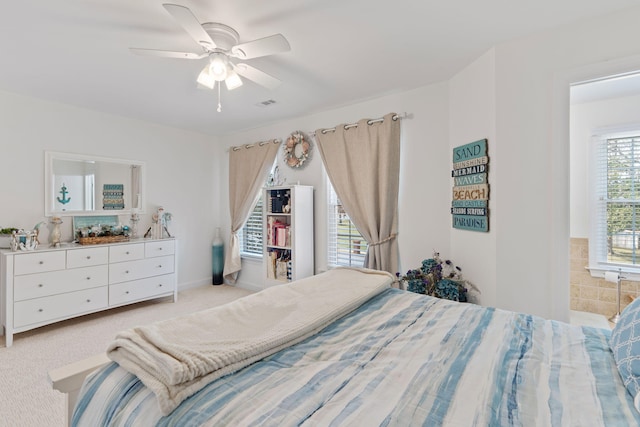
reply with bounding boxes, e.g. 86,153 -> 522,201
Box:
283,131 -> 311,168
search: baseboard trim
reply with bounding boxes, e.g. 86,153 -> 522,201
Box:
178,278 -> 213,290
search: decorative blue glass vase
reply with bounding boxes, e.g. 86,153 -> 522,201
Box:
212,227 -> 224,285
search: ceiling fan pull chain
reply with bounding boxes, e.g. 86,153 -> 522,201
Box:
217,83 -> 222,113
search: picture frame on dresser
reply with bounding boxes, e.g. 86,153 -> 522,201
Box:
0,238 -> 177,347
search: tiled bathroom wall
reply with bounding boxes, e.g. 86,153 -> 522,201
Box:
570,238 -> 639,317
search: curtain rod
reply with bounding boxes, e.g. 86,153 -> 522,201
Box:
310,112 -> 409,137
227,112 -> 410,152
230,138 -> 281,152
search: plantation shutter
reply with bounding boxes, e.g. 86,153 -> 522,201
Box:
240,196 -> 263,256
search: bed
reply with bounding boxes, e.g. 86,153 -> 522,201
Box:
52,268 -> 640,426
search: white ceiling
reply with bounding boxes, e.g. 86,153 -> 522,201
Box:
1,0 -> 639,136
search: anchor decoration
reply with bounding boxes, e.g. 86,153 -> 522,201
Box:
57,183 -> 71,205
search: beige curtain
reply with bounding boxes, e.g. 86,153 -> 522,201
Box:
224,140 -> 281,283
315,112 -> 401,274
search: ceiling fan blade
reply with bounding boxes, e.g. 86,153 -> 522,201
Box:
129,48 -> 207,59
162,3 -> 216,50
231,34 -> 290,60
234,63 -> 282,90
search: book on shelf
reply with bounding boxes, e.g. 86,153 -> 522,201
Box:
268,219 -> 290,247
267,251 -> 276,279
276,226 -> 289,247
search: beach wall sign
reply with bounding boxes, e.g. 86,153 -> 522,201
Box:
451,139 -> 489,232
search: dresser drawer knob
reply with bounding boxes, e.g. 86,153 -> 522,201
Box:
38,308 -> 43,312
159,247 -> 163,251
86,277 -> 91,280
125,270 -> 129,274
39,261 -> 44,265
158,265 -> 162,268
38,284 -> 43,288
86,299 -> 91,303
158,284 -> 163,287
86,256 -> 91,259
125,291 -> 130,294
125,251 -> 130,255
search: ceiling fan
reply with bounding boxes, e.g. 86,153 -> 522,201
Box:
130,3 -> 291,111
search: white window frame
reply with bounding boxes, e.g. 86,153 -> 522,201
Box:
327,176 -> 368,268
589,125 -> 640,281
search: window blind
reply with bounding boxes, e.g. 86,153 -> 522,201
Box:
239,195 -> 263,256
594,135 -> 640,266
327,178 -> 368,267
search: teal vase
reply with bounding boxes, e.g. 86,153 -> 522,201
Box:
212,227 -> 224,285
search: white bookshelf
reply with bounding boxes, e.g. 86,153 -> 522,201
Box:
263,185 -> 314,285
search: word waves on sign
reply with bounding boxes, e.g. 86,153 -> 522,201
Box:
450,207 -> 487,216
452,184 -> 489,201
454,173 -> 486,186
452,215 -> 488,232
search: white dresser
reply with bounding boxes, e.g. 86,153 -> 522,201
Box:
1,238 -> 177,347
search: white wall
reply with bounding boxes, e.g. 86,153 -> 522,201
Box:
0,90 -> 219,289
227,4 -> 640,322
485,5 -> 640,320
449,49 -> 497,307
570,94 -> 640,238
220,82 -> 451,291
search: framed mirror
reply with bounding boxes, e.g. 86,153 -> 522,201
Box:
45,151 -> 145,216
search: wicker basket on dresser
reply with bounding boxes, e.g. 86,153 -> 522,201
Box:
0,238 -> 177,347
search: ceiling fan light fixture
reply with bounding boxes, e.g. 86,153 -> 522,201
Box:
209,53 -> 228,81
225,70 -> 243,90
196,66 -> 215,89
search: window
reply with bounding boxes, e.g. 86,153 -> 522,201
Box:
239,195 -> 263,257
591,132 -> 640,270
327,179 -> 368,267
238,161 -> 277,258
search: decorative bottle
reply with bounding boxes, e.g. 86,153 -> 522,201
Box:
212,227 -> 224,285
51,216 -> 63,247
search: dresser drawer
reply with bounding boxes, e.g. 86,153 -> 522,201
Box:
14,251 -> 66,276
13,265 -> 108,301
145,240 -> 175,258
109,273 -> 175,306
67,247 -> 109,268
109,243 -> 144,263
108,255 -> 174,284
14,286 -> 108,328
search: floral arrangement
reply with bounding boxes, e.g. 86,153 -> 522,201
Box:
396,251 -> 479,303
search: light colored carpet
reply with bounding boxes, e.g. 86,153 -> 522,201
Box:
0,284 -> 252,427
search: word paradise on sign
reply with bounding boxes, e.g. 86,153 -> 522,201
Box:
451,139 -> 489,232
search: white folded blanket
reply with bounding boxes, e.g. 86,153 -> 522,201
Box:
107,267 -> 392,415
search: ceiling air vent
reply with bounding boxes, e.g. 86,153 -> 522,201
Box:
256,99 -> 277,108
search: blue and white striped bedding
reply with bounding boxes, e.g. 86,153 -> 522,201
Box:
73,289 -> 640,426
